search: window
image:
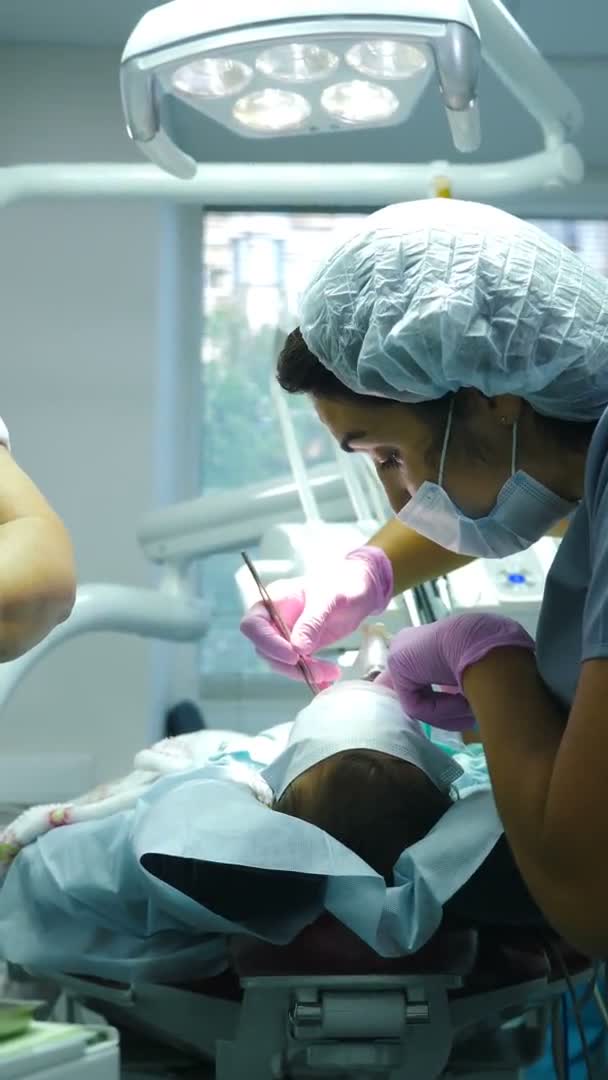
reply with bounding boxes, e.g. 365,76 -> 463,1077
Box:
201,213 -> 366,494
527,219 -> 608,275
199,213 -> 608,678
200,212 -> 367,677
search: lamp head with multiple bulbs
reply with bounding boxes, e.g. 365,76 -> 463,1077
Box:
121,0 -> 481,177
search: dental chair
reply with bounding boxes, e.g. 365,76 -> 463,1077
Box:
30,904 -> 593,1079
0,584 -> 599,1079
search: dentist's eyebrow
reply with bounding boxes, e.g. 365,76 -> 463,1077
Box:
340,430 -> 367,453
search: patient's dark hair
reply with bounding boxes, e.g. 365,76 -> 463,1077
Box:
274,750 -> 452,885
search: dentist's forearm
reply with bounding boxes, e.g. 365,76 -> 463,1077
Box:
367,515 -> 570,596
462,650 -> 565,853
460,650 -> 602,949
367,518 -> 472,594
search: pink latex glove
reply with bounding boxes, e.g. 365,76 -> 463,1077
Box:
376,613 -> 535,730
240,546 -> 393,685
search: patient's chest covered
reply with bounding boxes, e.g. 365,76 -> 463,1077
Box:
0,717 -> 498,983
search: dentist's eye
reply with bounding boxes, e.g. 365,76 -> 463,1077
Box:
377,451 -> 402,472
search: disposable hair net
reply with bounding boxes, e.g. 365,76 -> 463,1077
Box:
299,199 -> 608,421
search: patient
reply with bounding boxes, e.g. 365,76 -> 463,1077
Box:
274,750 -> 452,884
0,676 -> 465,890
140,679 -> 467,932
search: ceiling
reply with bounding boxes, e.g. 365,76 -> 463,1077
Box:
1,2 -> 606,172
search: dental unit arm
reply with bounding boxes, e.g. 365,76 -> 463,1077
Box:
0,584 -> 208,716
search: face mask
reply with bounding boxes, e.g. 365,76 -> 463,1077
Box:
397,398 -> 577,558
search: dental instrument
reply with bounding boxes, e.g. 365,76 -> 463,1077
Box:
240,551 -> 320,695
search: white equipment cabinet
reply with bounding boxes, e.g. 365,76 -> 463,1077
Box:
436,537 -> 561,637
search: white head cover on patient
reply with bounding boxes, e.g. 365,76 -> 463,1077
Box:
262,680 -> 462,799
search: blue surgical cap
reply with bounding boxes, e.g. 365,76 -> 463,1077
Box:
299,199 -> 608,421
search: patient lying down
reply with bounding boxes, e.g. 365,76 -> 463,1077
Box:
274,750 -> 452,884
0,679 -> 471,888
0,677 -> 495,989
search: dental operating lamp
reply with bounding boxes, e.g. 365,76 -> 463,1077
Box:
120,0 -> 583,190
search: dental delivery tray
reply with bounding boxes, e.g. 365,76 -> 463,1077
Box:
0,1019 -> 119,1079
0,1003 -> 45,1044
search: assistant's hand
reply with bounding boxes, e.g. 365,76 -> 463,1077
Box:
377,613 -> 535,730
240,545 -> 393,685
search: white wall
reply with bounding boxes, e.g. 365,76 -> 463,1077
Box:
0,46 -> 168,785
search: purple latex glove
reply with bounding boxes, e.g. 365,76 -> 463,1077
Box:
376,613 -> 535,730
240,546 -> 393,685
